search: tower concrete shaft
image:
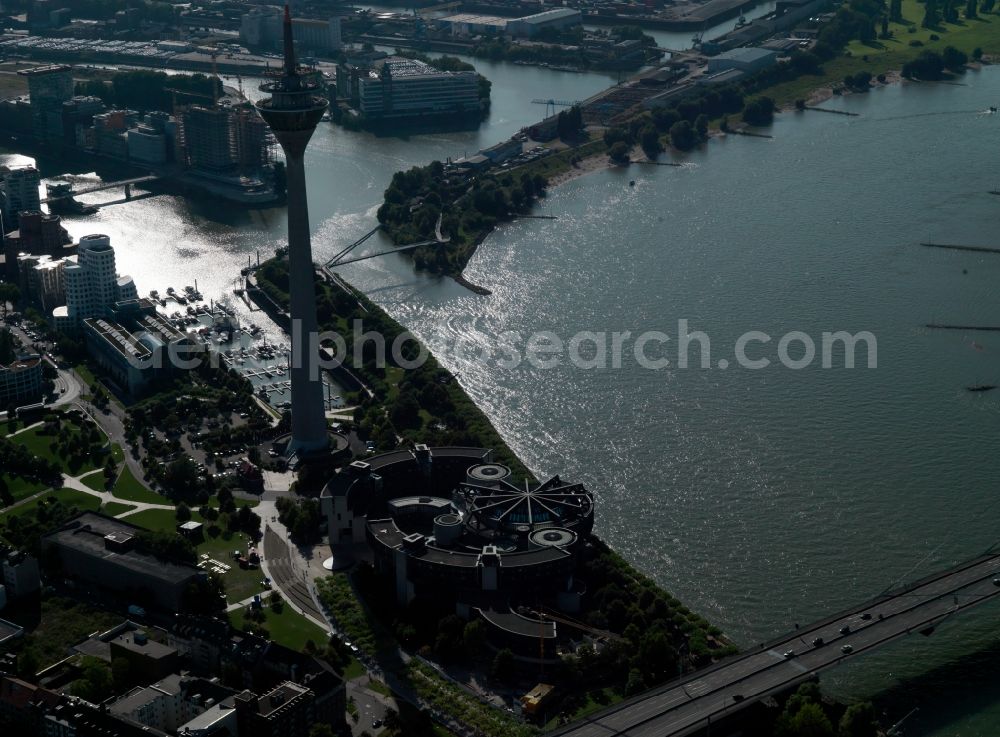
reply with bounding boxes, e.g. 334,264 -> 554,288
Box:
255,5 -> 330,455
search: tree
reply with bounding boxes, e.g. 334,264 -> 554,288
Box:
669,119 -> 696,150
463,619 -> 487,658
965,0 -> 978,17
309,725 -> 336,737
786,702 -> 835,737
175,502 -> 192,522
890,0 -> 903,21
694,114 -> 709,138
742,97 -> 776,126
490,648 -> 515,682
608,141 -> 631,164
0,282 -> 19,317
838,702 -> 878,737
624,667 -> 645,696
941,45 -> 968,70
639,125 -> 663,158
922,0 -> 941,26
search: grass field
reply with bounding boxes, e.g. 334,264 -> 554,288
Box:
766,4 -> 1000,105
100,501 -> 136,516
111,465 -> 166,505
0,488 -> 102,525
233,603 -> 329,652
81,470 -> 108,492
127,508 -> 265,603
1,475 -> 49,505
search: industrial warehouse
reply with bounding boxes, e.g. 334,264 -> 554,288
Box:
321,446 -> 595,661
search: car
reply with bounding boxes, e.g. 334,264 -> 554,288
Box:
993,578 -> 1000,587
365,440 -> 376,452
841,644 -> 853,654
811,637 -> 824,647
782,650 -> 796,659
839,625 -> 851,635
372,719 -> 383,729
861,612 -> 871,620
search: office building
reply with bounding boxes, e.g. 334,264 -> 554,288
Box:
234,681 -> 317,737
179,106 -> 235,172
110,673 -> 233,733
0,356 -> 43,409
18,65 -> 74,140
437,7 -> 581,38
241,9 -> 342,54
59,234 -> 136,327
127,125 -> 168,164
83,301 -> 196,394
343,56 -> 479,120
41,512 -> 207,611
0,166 -> 41,232
2,551 -> 40,599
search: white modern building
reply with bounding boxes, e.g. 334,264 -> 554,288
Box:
353,57 -> 480,119
56,234 -> 137,329
241,9 -> 341,54
437,7 -> 581,38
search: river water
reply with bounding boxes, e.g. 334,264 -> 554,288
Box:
10,52 -> 1000,734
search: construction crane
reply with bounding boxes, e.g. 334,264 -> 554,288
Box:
528,606 -> 624,675
531,98 -> 580,118
164,86 -> 216,114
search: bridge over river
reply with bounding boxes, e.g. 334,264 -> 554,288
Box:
551,551 -> 1000,737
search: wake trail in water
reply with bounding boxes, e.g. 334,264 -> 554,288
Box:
871,109 -> 992,122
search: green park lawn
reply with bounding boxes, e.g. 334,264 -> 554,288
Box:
81,470 -> 108,492
766,3 -> 1000,105
233,604 -> 329,652
111,465 -> 166,505
127,508 -> 265,603
1,475 -> 49,505
99,501 -> 136,516
0,488 -> 102,525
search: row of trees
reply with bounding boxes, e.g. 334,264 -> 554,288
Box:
75,70 -> 221,114
902,47 -> 969,79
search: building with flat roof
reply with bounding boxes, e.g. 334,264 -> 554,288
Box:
0,355 -> 43,408
83,300 -> 198,394
0,166 -> 41,232
706,46 -> 778,74
234,681 -> 317,737
18,65 -> 73,141
109,630 -> 180,681
438,7 -> 581,37
110,673 -> 234,733
340,56 -> 480,121
241,8 -> 342,54
41,512 -> 207,611
2,551 -> 40,600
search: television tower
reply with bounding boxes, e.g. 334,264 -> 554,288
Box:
255,6 -> 329,455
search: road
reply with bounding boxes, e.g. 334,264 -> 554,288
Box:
552,552 -> 1000,737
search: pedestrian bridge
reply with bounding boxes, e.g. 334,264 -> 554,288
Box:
551,552 -> 1000,737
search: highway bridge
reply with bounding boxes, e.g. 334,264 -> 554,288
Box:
551,552 -> 1000,737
